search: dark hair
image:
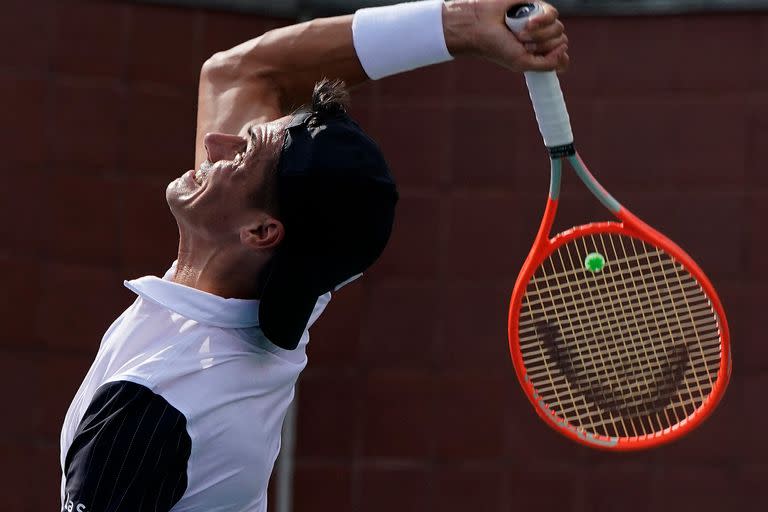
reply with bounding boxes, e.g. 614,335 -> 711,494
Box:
307,78 -> 349,125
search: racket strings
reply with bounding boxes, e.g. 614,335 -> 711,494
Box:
519,232 -> 722,440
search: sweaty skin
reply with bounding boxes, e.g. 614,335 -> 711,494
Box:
168,0 -> 569,299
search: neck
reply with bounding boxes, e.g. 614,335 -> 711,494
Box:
172,233 -> 265,299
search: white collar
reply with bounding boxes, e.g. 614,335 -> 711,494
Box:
124,263 -> 260,328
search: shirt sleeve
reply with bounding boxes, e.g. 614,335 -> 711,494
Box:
62,381 -> 191,512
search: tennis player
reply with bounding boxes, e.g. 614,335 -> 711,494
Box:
60,1 -> 568,510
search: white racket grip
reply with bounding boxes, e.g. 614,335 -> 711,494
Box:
504,5 -> 574,148
522,71 -> 573,148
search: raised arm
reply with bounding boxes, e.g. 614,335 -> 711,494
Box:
195,16 -> 363,167
195,0 -> 568,168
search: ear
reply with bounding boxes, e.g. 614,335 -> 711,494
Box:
240,214 -> 284,251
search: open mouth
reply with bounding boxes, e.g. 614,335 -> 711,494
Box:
193,162 -> 214,186
192,156 -> 241,186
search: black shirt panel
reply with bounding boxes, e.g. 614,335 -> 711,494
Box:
62,380 -> 191,512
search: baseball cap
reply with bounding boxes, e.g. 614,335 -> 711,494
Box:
258,107 -> 398,349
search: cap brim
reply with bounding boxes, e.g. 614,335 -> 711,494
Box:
259,248 -> 320,350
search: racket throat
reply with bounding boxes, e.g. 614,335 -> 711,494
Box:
568,153 -> 622,214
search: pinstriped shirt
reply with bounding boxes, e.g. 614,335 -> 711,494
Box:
60,263 -> 335,511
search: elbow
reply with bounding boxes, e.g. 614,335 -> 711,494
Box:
200,51 -> 237,84
200,50 -> 276,85
199,51 -> 286,114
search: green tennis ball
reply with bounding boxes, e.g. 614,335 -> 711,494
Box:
584,252 -> 605,273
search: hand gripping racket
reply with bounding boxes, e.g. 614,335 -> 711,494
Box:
505,3 -> 731,450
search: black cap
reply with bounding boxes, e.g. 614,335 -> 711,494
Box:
258,109 -> 398,349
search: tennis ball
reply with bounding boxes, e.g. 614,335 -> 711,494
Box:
584,252 -> 605,273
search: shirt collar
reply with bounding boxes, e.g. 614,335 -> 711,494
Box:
124,262 -> 260,328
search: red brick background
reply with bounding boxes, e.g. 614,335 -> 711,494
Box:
2,1 -> 766,510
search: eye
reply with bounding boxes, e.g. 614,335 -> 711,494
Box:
238,140 -> 251,159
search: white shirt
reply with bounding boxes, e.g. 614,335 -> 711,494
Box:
60,262 -> 338,511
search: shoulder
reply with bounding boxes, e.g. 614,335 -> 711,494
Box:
63,380 -> 191,512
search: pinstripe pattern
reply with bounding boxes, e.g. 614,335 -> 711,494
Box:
63,381 -> 191,512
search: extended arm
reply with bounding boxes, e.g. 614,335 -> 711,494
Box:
195,0 -> 568,168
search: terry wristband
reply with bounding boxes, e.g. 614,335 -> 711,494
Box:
352,0 -> 454,80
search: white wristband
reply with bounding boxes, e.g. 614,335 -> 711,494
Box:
352,0 -> 453,80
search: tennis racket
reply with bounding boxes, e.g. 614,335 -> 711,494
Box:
505,3 -> 731,450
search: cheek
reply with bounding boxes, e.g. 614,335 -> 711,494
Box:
171,183 -> 234,224
202,183 -> 253,224
194,202 -> 243,240
235,173 -> 267,208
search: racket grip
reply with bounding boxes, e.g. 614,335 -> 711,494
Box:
505,4 -> 574,150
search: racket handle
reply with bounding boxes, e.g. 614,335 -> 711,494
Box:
505,3 -> 574,151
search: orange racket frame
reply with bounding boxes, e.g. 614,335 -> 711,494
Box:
507,155 -> 731,450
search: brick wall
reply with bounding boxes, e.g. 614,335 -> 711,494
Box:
2,1 -> 766,510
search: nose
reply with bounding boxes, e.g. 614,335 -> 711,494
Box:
204,132 -> 247,163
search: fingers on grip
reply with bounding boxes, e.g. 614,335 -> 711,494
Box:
523,20 -> 565,44
521,44 -> 569,71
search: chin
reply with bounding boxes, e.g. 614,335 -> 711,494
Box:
166,177 -> 187,213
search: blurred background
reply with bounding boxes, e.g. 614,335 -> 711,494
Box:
2,0 -> 767,510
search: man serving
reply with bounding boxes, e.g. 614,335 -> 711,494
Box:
60,1 -> 568,510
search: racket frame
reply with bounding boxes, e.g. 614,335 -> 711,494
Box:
508,154 -> 732,450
